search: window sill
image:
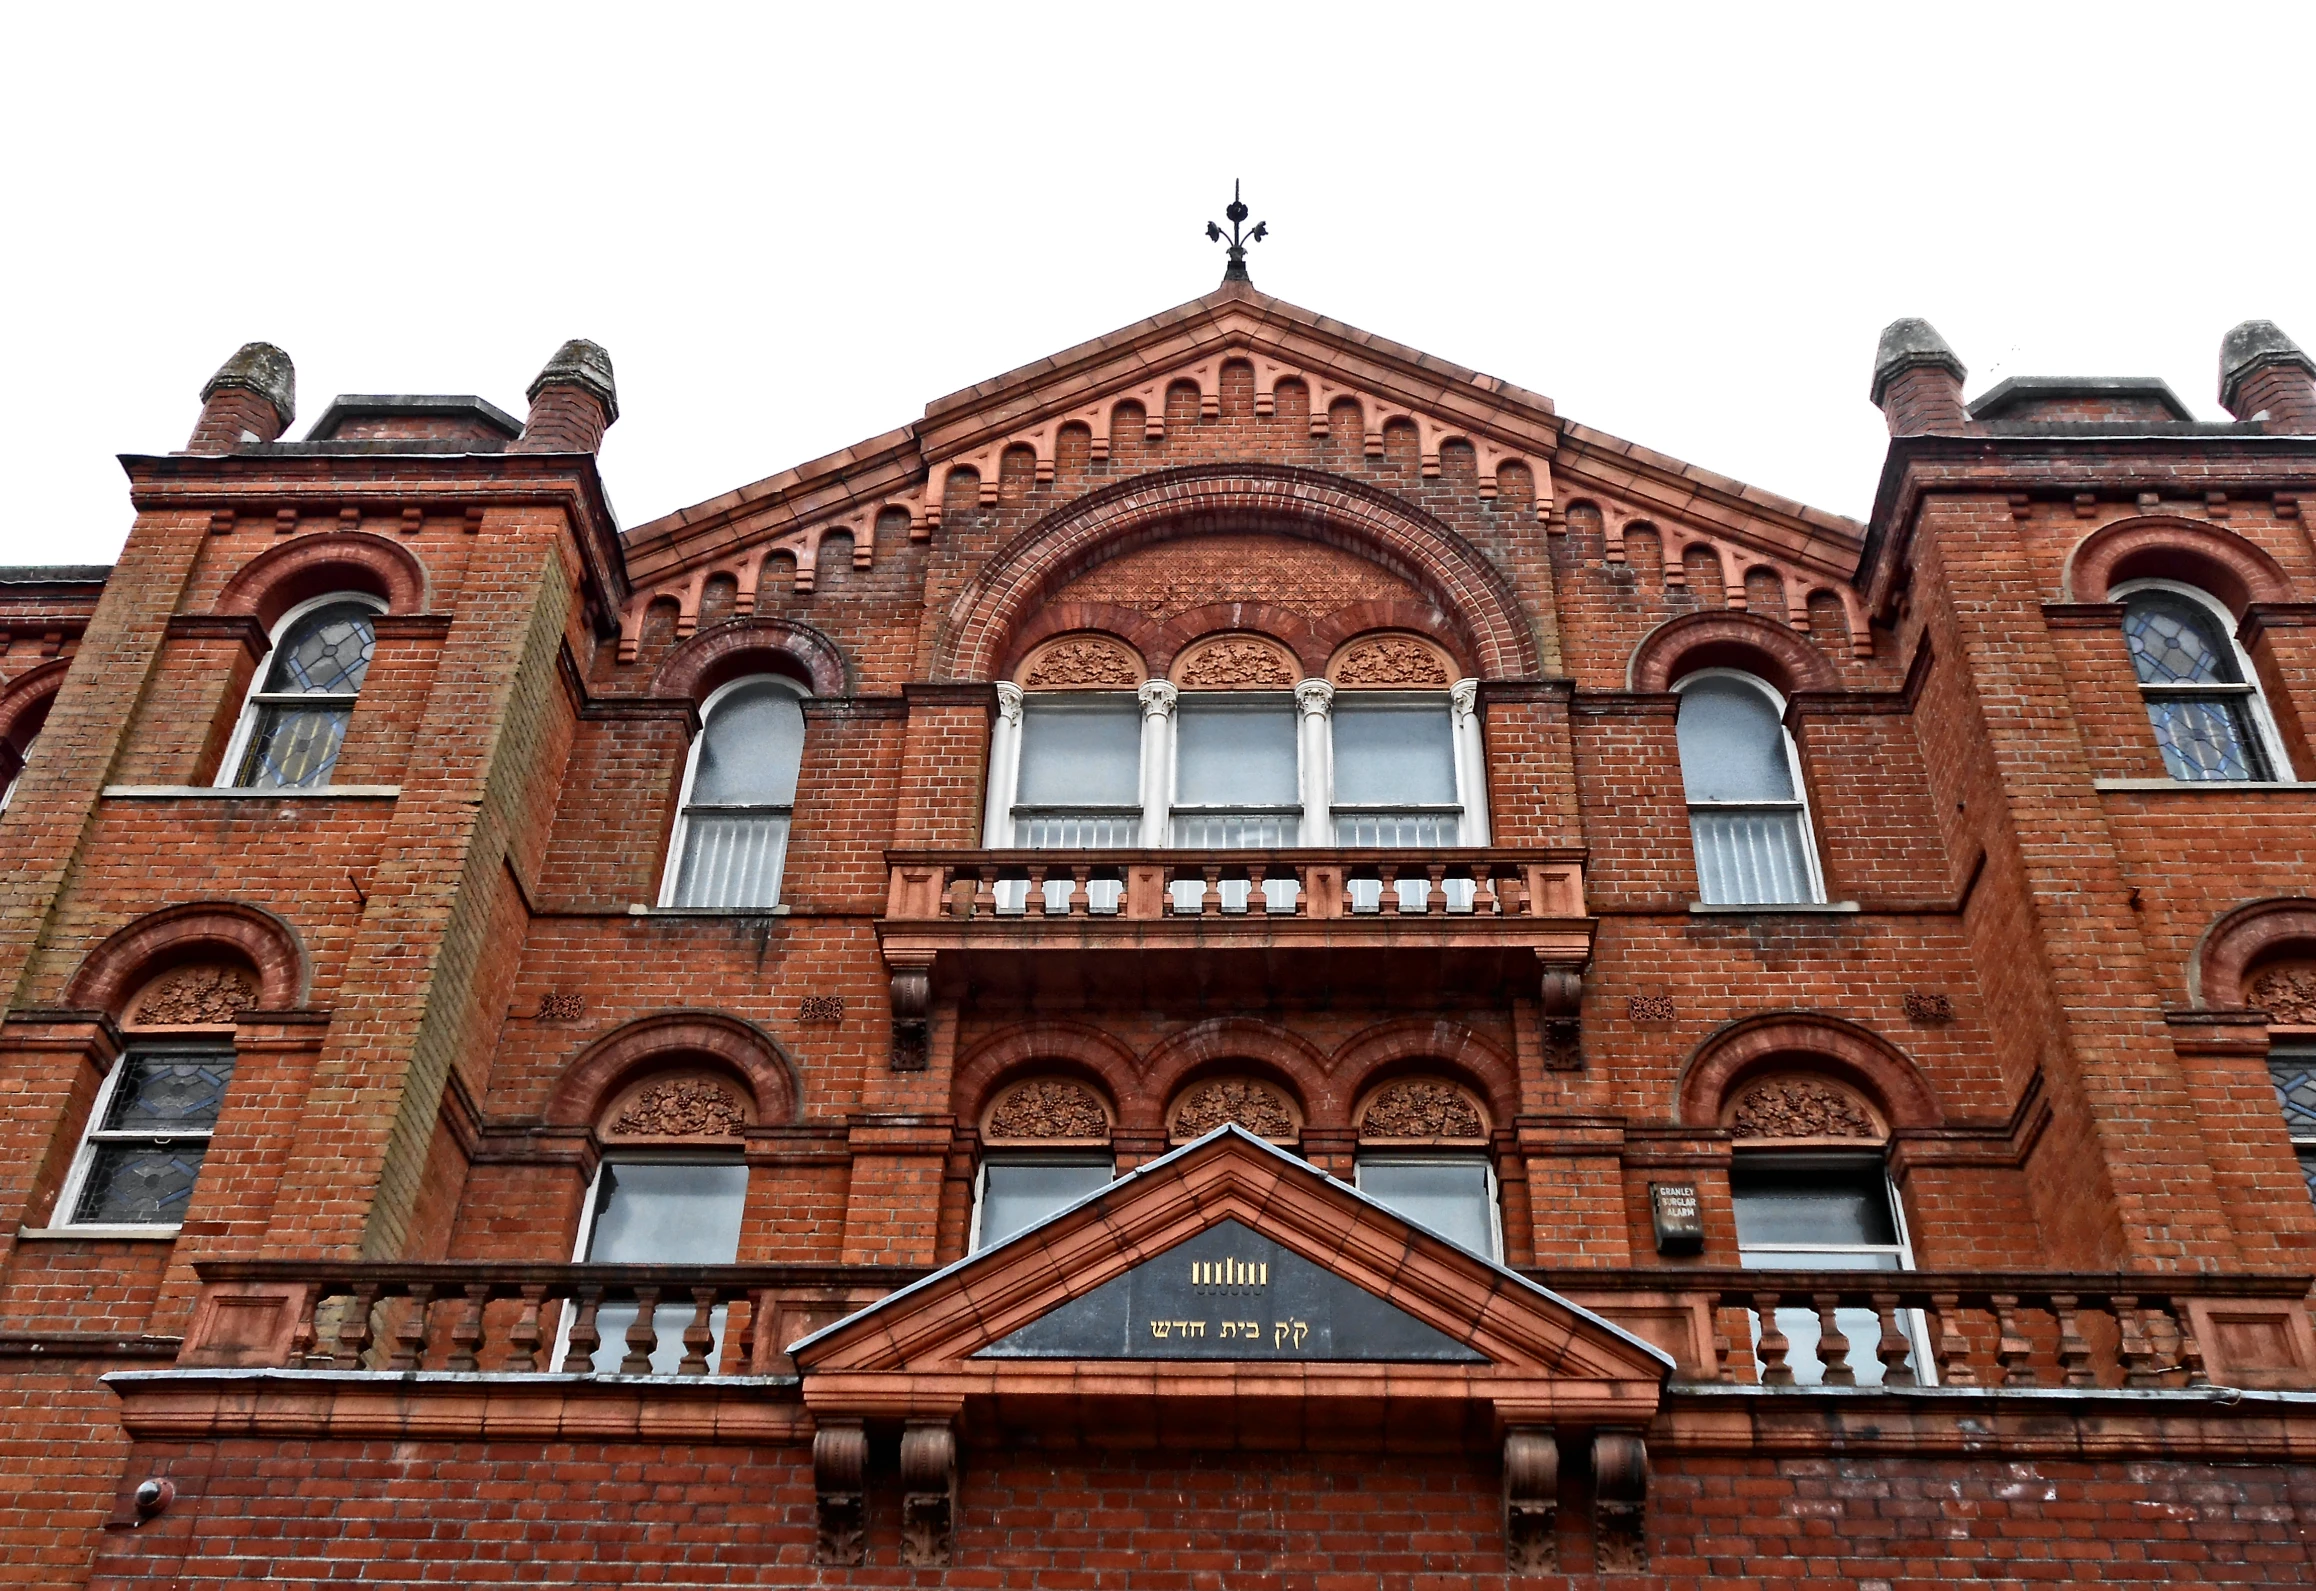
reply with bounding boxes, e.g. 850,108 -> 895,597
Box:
103,785 -> 401,799
16,1224 -> 180,1241
629,904 -> 791,916
1688,901 -> 1860,915
2091,778 -> 2313,792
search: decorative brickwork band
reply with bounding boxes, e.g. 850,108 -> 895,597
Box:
129,964 -> 257,1026
1502,1428 -> 1559,1574
985,1077 -> 1112,1143
1729,1076 -> 1879,1140
1168,1077 -> 1298,1141
1358,1078 -> 1486,1141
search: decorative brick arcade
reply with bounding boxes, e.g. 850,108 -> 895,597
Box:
4,271 -> 2316,1587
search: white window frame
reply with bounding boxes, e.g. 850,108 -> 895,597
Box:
1167,689 -> 1306,849
1731,1152 -> 1929,1386
989,675 -> 1489,852
657,672 -> 811,909
556,1151 -> 749,1374
1353,1150 -> 1503,1263
213,590 -> 388,789
2111,578 -> 2294,783
968,1151 -> 1117,1252
1672,667 -> 1827,906
54,1041 -> 237,1234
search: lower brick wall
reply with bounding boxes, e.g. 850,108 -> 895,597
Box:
86,1436 -> 2316,1586
0,1359 -> 143,1591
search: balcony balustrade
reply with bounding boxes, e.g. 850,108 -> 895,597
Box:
179,1261 -> 2316,1392
875,847 -> 1593,1005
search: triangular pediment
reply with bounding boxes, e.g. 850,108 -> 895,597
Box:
790,1127 -> 1670,1429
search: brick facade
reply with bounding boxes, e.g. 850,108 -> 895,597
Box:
4,287 -> 2316,1585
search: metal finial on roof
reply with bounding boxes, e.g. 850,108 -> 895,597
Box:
1204,180 -> 1268,284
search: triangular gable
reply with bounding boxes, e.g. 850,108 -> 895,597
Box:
791,1126 -> 1669,1431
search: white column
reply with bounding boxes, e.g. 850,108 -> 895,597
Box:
1137,679 -> 1177,847
1295,678 -> 1335,847
981,682 -> 1024,848
1451,677 -> 1491,846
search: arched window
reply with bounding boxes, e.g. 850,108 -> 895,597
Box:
972,1075 -> 1117,1252
662,675 -> 808,909
1674,670 -> 1823,905
1353,1076 -> 1499,1260
2116,580 -> 2290,782
0,690 -> 55,812
218,594 -> 382,789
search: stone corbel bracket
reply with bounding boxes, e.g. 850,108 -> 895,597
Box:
1592,1428 -> 1650,1571
888,957 -> 933,1072
1503,1427 -> 1560,1573
812,1420 -> 868,1566
899,1418 -> 959,1566
1540,963 -> 1584,1072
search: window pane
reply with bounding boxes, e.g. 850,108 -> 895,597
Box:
265,603 -> 377,694
1170,812 -> 1298,848
103,1052 -> 236,1132
581,1162 -> 746,1377
1358,1158 -> 1496,1257
1176,697 -> 1298,807
2124,594 -> 2241,685
1676,677 -> 1794,802
1017,696 -> 1142,807
240,703 -> 351,788
1731,1169 -> 1898,1248
1689,807 -> 1813,904
585,1162 -> 748,1264
1015,814 -> 1139,848
74,1142 -> 208,1224
2272,1051 -> 2316,1137
2144,697 -> 2266,782
977,1159 -> 1114,1249
1334,812 -> 1461,848
2301,1150 -> 2316,1205
1331,698 -> 1455,805
691,681 -> 806,805
672,813 -> 790,908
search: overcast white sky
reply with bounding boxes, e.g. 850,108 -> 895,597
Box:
4,5 -> 2311,567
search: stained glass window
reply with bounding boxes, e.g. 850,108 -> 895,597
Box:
69,1048 -> 236,1225
2121,591 -> 2269,782
232,599 -> 379,789
2269,1050 -> 2316,1207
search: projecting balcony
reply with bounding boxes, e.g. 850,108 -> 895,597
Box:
873,847 -> 1593,1003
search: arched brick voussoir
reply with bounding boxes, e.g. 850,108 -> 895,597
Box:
1134,1018 -> 1337,1134
0,656 -> 70,744
651,616 -> 848,701
2194,897 -> 2316,1009
2064,516 -> 2293,615
1674,1011 -> 1940,1130
213,531 -> 429,626
952,1021 -> 1142,1126
1001,604 -> 1169,679
1629,610 -> 1837,696
546,1010 -> 800,1128
934,465 -> 1540,682
64,900 -> 309,1014
1329,1018 -> 1519,1132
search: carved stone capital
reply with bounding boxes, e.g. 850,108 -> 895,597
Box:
994,680 -> 1024,727
898,1419 -> 958,1567
812,1421 -> 868,1566
1294,677 -> 1335,719
1503,1427 -> 1559,1574
1137,678 -> 1179,719
1592,1429 -> 1649,1571
1451,676 -> 1481,721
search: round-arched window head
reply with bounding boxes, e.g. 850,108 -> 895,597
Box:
1674,673 -> 1795,804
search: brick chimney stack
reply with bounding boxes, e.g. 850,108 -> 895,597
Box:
1870,319 -> 1970,436
2219,320 -> 2316,433
185,342 -> 295,451
511,339 -> 619,453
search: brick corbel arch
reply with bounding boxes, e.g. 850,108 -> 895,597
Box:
1674,1012 -> 1938,1130
1328,1017 -> 1519,1132
214,531 -> 429,626
934,464 -> 1539,681
1629,610 -> 1837,696
952,1021 -> 1141,1126
2063,516 -> 2292,615
64,900 -> 307,1014
2193,897 -> 2316,1009
1134,1017 -> 1335,1134
546,1010 -> 799,1128
651,616 -> 848,701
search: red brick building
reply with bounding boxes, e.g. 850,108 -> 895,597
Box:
6,255 -> 2316,1586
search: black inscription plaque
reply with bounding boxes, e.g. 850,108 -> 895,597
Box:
975,1218 -> 1486,1362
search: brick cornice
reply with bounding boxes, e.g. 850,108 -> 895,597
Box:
162,612 -> 270,659
1476,677 -> 1573,705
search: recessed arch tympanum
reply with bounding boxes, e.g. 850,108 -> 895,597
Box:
546,1010 -> 798,1131
2064,516 -> 2292,616
1135,1018 -> 1330,1137
652,616 -> 848,701
65,900 -> 307,1016
1629,610 -> 1838,696
936,464 -> 1539,683
214,531 -> 428,626
1674,1012 -> 1938,1132
953,1021 -> 1143,1129
1329,1017 -> 1519,1133
2196,897 -> 2316,1014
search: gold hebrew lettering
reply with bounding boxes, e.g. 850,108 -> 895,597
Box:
1292,1320 -> 1308,1349
1151,1321 -> 1168,1340
1187,1320 -> 1206,1338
